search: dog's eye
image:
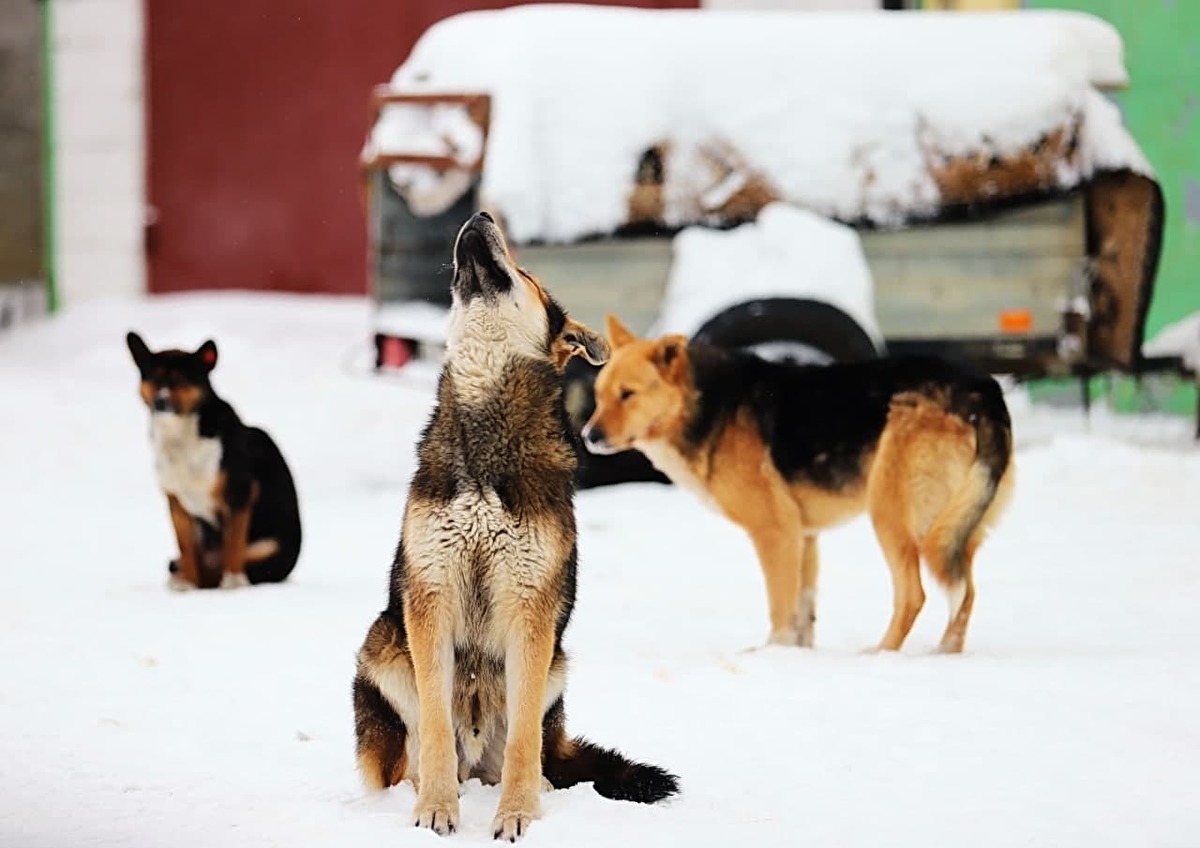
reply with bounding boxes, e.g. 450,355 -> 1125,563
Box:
619,388 -> 635,402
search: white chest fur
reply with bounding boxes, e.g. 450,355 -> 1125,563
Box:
403,487 -> 562,653
636,439 -> 722,514
150,413 -> 223,525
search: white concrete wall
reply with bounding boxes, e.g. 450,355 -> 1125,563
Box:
52,0 -> 145,307
702,0 -> 878,10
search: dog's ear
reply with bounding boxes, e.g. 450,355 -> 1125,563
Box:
605,313 -> 638,350
126,331 -> 153,371
653,334 -> 689,383
195,340 -> 218,372
561,318 -> 610,366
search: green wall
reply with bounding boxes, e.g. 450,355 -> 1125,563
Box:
1024,1 -> 1199,414
1026,0 -> 1200,342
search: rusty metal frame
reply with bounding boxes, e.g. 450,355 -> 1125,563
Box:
360,87 -> 492,174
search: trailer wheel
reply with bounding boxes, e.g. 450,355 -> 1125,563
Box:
693,297 -> 882,364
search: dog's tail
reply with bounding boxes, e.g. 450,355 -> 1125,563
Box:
923,383 -> 1014,585
541,699 -> 678,804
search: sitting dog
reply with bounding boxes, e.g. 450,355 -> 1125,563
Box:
583,316 -> 1014,654
126,333 -> 302,590
352,213 -> 678,841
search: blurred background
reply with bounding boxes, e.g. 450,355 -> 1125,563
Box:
0,0 -> 1196,420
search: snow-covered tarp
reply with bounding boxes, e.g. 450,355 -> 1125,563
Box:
656,204 -> 882,345
367,5 -> 1152,244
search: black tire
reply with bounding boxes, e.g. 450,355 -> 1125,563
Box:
565,298 -> 880,489
693,297 -> 882,364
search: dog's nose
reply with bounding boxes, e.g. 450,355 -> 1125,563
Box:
581,424 -> 605,446
153,393 -> 169,412
476,210 -> 494,223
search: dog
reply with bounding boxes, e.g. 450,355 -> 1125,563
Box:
126,333 -> 302,590
582,315 -> 1014,654
352,213 -> 678,841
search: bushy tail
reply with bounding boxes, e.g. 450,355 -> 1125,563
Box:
925,396 -> 1013,584
540,697 -> 678,804
543,735 -> 679,804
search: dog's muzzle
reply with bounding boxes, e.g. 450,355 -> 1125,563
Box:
580,423 -> 618,455
452,212 -> 511,300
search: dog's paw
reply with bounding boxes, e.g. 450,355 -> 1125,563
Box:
492,809 -> 536,842
413,798 -> 459,835
219,572 -> 250,590
167,574 -> 195,592
766,627 -> 804,647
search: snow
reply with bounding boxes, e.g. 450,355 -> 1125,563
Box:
3,293 -> 1200,847
655,203 -> 883,344
1144,311 -> 1200,371
368,6 -> 1147,244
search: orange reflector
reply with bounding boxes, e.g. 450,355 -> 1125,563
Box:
998,309 -> 1033,334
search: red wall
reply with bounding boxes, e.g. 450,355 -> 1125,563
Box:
146,0 -> 697,296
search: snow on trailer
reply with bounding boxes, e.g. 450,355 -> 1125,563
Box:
367,5 -> 1143,240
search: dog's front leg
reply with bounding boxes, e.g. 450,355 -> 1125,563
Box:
494,613 -> 555,841
405,590 -> 460,835
217,475 -> 256,589
167,495 -> 199,590
749,524 -> 806,647
793,535 -> 820,648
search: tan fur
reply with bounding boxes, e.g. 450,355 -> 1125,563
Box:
167,494 -> 200,587
588,315 -> 1014,653
354,213 -> 615,840
244,538 -> 279,562
213,475 -> 259,584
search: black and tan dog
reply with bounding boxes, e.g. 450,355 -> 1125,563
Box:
126,333 -> 302,590
583,316 -> 1014,654
352,213 -> 678,841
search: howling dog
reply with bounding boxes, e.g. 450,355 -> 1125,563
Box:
583,316 -> 1014,654
126,333 -> 302,590
352,213 -> 678,841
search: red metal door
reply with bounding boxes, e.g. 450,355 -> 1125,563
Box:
146,0 -> 697,296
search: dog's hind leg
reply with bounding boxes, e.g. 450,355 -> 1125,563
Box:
867,428 -> 925,652
923,534 -> 980,655
354,672 -> 411,790
355,613 -> 421,790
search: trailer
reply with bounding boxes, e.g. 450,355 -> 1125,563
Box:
359,6 -> 1192,484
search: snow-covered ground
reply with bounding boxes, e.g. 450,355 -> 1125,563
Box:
1,294 -> 1198,847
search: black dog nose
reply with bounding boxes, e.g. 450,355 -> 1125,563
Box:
583,425 -> 605,445
153,396 -> 169,412
476,210 -> 494,223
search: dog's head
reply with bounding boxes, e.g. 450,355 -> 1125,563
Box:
447,212 -> 608,376
581,315 -> 691,455
126,332 -> 217,416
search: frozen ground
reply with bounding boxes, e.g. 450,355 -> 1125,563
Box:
1,294 -> 1198,847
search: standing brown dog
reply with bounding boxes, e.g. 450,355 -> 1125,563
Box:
583,316 -> 1014,653
352,214 -> 678,842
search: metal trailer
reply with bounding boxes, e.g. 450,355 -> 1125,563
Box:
361,92 -> 1196,484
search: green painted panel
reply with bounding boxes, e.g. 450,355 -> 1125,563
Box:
1025,0 -> 1200,341
1021,1 -> 1199,417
